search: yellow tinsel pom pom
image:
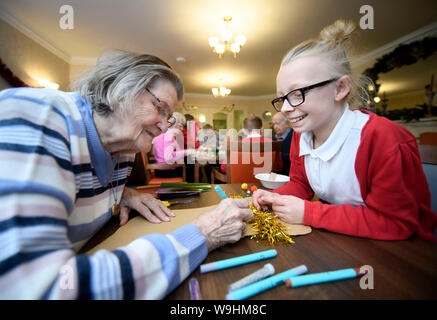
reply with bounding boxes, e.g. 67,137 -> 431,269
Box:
229,193 -> 294,246
247,204 -> 294,246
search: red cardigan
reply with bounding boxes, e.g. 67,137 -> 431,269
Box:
275,110 -> 437,242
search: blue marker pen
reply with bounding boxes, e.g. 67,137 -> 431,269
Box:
285,267 -> 366,288
200,249 -> 277,273
226,265 -> 308,300
214,185 -> 228,199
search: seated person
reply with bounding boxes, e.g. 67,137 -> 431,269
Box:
252,19 -> 437,242
237,128 -> 248,140
183,113 -> 200,149
220,115 -> 272,173
197,124 -> 224,152
272,112 -> 293,175
153,112 -> 186,178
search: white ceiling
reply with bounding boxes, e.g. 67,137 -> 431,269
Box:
1,0 -> 436,97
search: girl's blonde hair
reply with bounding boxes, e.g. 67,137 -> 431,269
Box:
281,20 -> 373,108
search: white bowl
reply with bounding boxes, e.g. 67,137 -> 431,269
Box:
255,173 -> 290,189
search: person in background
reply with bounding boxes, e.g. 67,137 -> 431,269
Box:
237,127 -> 248,140
198,123 -> 223,151
196,124 -> 225,182
152,111 -> 186,178
0,50 -> 253,299
272,112 -> 293,175
252,20 -> 437,242
182,114 -> 200,182
220,115 -> 272,173
183,113 -> 200,149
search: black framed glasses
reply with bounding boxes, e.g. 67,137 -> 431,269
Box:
271,78 -> 339,112
146,87 -> 176,126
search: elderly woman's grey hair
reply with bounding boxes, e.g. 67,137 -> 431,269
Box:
72,49 -> 184,116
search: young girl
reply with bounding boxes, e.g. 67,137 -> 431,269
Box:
252,20 -> 437,242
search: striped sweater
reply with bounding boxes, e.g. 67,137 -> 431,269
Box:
0,88 -> 207,299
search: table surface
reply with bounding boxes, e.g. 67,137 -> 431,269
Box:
80,184 -> 437,300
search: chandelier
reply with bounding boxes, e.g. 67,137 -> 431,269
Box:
212,86 -> 231,97
208,16 -> 246,58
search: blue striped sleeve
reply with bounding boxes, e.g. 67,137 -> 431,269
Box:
170,224 -> 208,272
0,118 -> 70,149
144,233 -> 181,295
0,250 -> 54,277
0,179 -> 74,213
76,255 -> 92,300
0,216 -> 67,232
113,250 -> 135,300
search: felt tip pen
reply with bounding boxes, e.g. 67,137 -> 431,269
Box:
284,267 -> 367,288
188,277 -> 202,300
226,265 -> 308,300
200,249 -> 277,274
228,263 -> 275,292
214,185 -> 228,199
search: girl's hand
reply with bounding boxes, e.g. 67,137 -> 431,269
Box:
253,190 -> 305,224
251,189 -> 279,210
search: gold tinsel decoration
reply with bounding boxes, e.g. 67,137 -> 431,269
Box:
229,193 -> 294,246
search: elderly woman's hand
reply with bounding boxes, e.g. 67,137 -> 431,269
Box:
119,188 -> 175,226
192,198 -> 253,252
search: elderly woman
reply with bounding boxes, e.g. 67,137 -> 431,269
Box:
0,50 -> 252,299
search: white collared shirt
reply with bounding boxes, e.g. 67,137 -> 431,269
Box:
299,105 -> 370,206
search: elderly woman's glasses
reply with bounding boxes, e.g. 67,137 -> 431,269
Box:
271,78 -> 338,112
146,87 -> 176,126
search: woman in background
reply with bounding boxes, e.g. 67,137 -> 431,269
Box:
153,111 -> 186,178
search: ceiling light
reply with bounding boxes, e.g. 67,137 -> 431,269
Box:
209,16 -> 246,58
176,56 -> 186,63
212,86 -> 231,97
36,78 -> 59,90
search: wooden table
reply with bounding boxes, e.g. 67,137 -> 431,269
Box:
80,184 -> 437,300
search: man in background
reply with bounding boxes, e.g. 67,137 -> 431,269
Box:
272,112 -> 293,176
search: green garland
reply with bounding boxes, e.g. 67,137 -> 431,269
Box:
363,37 -> 437,94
